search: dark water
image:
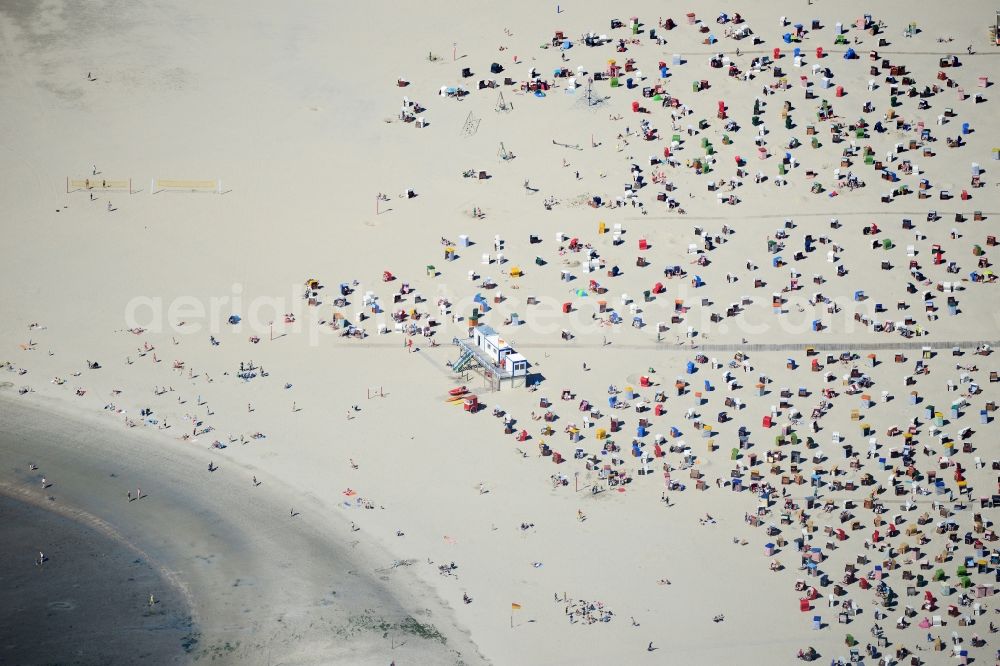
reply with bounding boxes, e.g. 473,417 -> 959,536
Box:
0,494 -> 191,666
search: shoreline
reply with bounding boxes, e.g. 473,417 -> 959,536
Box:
0,394 -> 486,665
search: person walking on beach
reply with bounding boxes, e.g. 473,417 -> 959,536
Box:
137,487 -> 141,499
252,476 -> 257,486
128,491 -> 132,502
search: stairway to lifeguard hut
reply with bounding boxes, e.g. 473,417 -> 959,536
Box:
452,348 -> 475,373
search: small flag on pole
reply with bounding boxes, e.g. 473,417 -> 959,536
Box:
511,603 -> 522,610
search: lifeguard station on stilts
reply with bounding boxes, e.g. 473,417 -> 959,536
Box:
451,324 -> 530,391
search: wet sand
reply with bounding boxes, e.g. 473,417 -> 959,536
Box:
0,397 -> 484,666
0,493 -> 191,666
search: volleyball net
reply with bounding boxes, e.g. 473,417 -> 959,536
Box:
67,177 -> 132,193
151,178 -> 223,194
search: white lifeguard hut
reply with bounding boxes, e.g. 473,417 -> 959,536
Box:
452,324 -> 530,390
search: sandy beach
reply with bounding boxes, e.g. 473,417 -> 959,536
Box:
2,0 -> 999,663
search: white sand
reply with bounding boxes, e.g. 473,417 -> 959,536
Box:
2,0 -> 999,663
